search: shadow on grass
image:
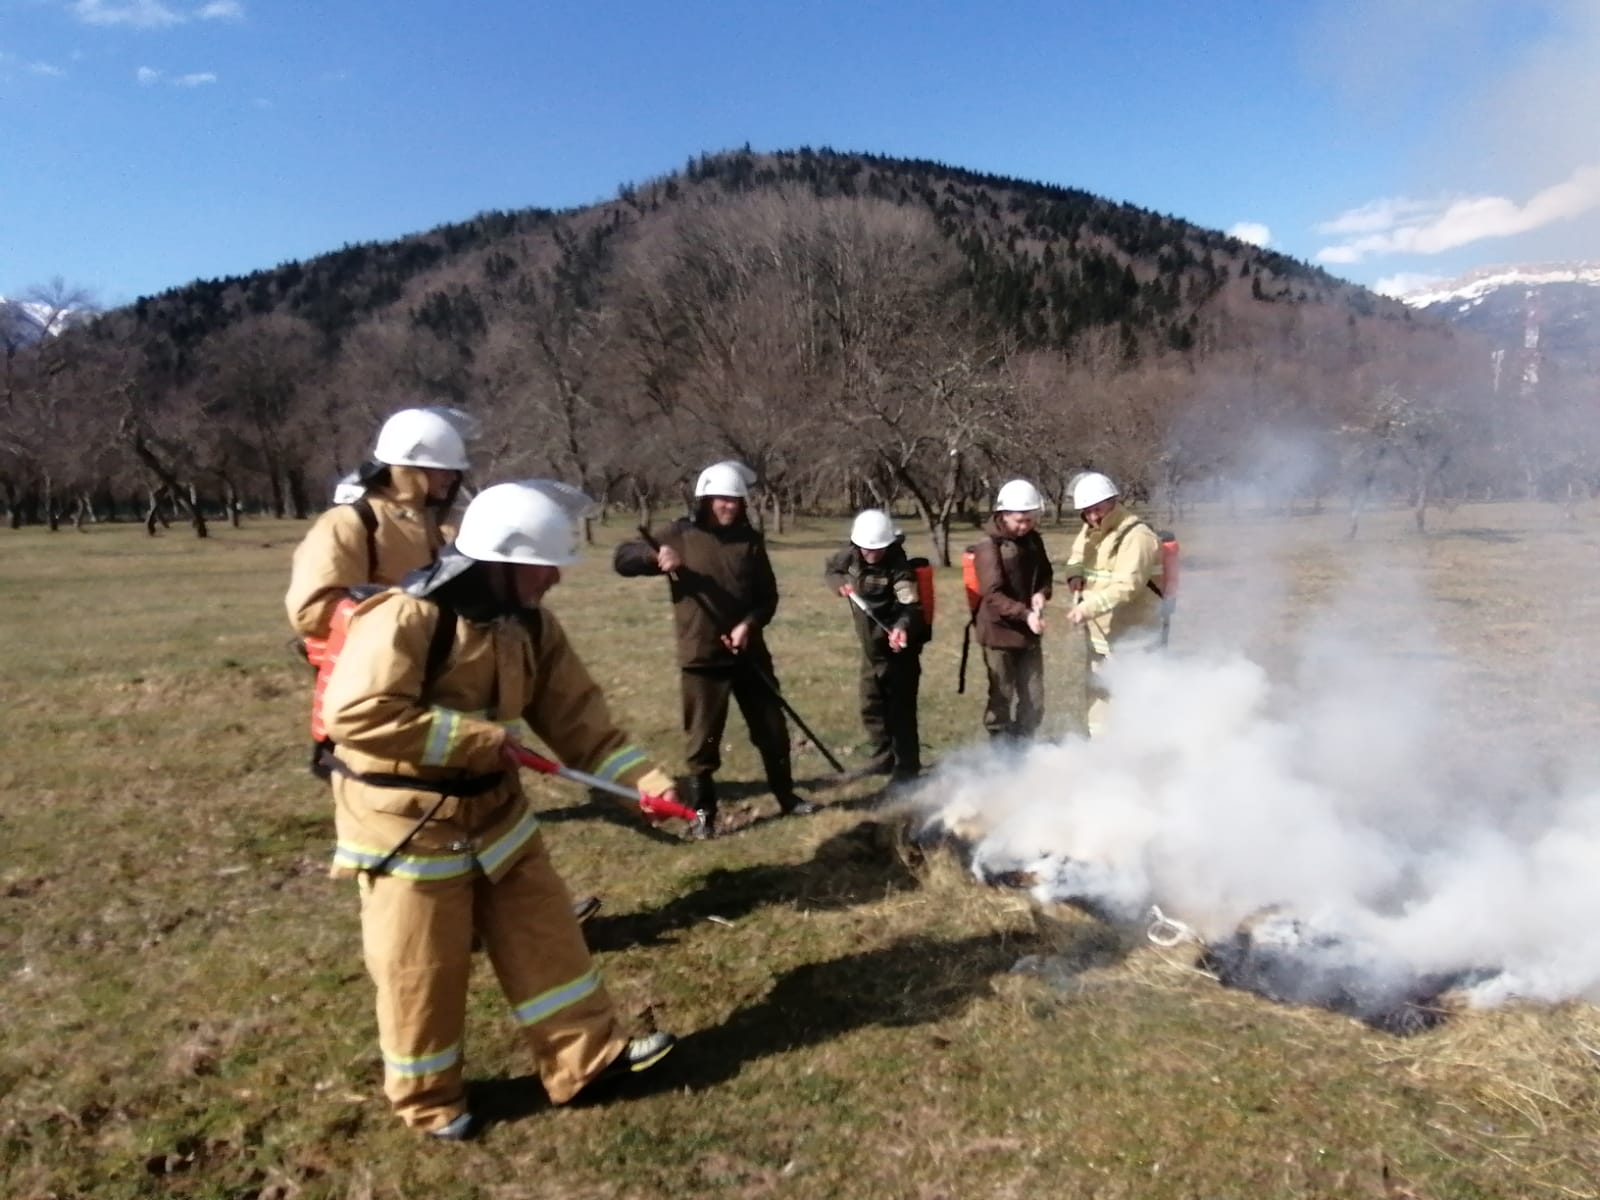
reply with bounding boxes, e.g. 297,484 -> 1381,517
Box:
471,928 -> 1023,1126
582,821 -> 917,954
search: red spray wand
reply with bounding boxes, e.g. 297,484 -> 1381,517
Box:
506,744 -> 706,831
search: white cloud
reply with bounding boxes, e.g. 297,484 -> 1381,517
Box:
73,0 -> 184,28
135,65 -> 161,84
1314,196 -> 1440,237
1227,221 -> 1272,247
197,0 -> 244,20
1372,273 -> 1446,299
1314,163 -> 1600,264
173,70 -> 215,86
24,60 -> 66,77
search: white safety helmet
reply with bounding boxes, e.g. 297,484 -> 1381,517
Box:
373,408 -> 471,471
454,480 -> 597,566
994,479 -> 1045,513
849,509 -> 898,550
1072,471 -> 1118,511
694,460 -> 757,500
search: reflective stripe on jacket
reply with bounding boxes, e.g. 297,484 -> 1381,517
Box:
320,591 -> 673,882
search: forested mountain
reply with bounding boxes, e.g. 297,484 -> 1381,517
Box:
6,147 -> 1568,553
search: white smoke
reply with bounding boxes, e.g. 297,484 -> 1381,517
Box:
918,504 -> 1600,1009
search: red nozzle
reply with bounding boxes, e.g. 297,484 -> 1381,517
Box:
639,793 -> 703,824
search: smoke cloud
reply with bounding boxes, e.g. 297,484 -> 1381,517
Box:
915,455 -> 1600,1010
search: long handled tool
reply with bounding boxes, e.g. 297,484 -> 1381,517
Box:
845,589 -> 895,636
507,744 -> 707,834
636,525 -> 845,773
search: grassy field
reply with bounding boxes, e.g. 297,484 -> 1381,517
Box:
5,501 -> 1600,1199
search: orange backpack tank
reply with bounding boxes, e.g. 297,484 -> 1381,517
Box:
1155,530 -> 1179,608
961,545 -> 981,614
906,556 -> 936,637
306,596 -> 362,742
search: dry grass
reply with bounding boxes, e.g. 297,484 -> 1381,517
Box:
3,501 -> 1600,1198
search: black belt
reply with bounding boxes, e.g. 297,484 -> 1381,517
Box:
319,752 -> 506,797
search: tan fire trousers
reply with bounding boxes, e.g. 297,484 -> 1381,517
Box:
1086,648 -> 1111,738
358,833 -> 626,1131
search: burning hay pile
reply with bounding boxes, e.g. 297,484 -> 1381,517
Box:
903,649 -> 1600,1035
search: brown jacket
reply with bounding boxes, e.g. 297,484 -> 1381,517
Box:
614,515 -> 779,669
973,515 -> 1053,651
321,590 -> 672,883
285,466 -> 448,639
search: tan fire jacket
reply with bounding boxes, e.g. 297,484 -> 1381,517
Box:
285,466 -> 448,639
320,590 -> 673,884
1065,503 -> 1164,654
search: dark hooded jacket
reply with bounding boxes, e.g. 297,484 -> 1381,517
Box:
613,510 -> 779,669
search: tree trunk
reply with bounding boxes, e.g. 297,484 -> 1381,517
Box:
145,487 -> 169,536
44,473 -> 58,532
285,466 -> 310,520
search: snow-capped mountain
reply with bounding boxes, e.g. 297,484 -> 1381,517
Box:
1400,263 -> 1600,310
0,297 -> 83,343
1400,263 -> 1600,384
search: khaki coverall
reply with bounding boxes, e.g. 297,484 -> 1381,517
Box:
321,590 -> 673,1132
1065,503 -> 1164,736
285,466 -> 448,639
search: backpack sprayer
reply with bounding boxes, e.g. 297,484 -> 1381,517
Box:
506,744 -> 707,835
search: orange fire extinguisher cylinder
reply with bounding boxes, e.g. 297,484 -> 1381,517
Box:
308,596 -> 360,741
1158,533 -> 1179,603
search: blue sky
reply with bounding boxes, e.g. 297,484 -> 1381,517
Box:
3,0 -> 1597,307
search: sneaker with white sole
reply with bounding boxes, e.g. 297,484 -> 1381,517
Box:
586,1032 -> 676,1092
428,1111 -> 478,1141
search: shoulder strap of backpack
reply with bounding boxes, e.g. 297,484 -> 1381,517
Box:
1106,517 -> 1165,600
424,599 -> 456,692
351,496 -> 379,580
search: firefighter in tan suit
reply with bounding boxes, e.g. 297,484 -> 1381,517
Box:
286,407 -> 470,640
320,480 -> 677,1140
1064,472 -> 1164,737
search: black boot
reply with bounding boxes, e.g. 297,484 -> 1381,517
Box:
763,753 -> 816,817
684,774 -> 718,839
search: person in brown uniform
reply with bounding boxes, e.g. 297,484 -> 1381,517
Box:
285,407 -> 469,641
613,460 -> 814,835
973,479 -> 1054,742
822,508 -> 925,783
320,480 -> 678,1141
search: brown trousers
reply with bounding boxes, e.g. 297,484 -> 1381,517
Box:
358,834 -> 625,1131
981,642 -> 1045,740
681,658 -> 792,783
859,652 -> 922,773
